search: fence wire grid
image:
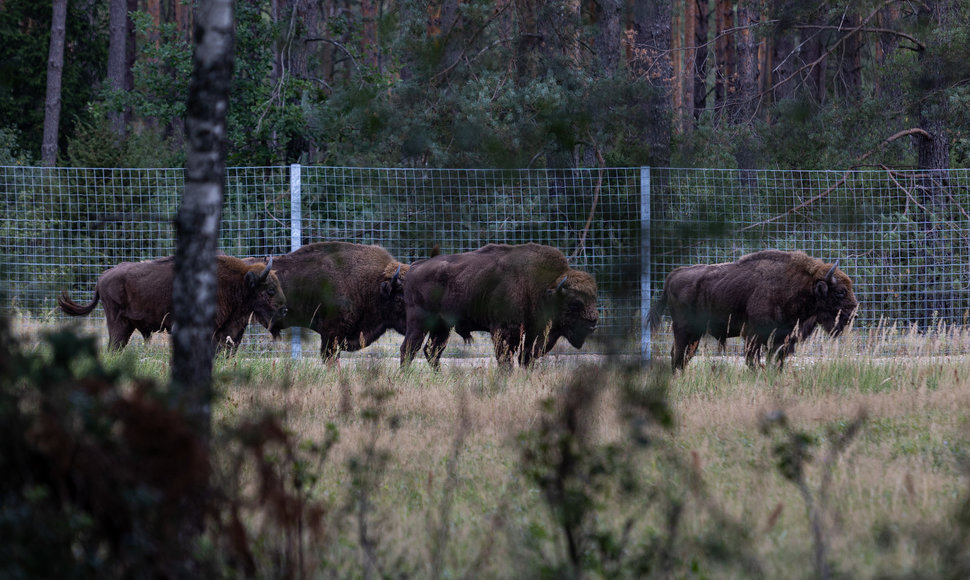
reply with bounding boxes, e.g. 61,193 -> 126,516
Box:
2,165 -> 968,360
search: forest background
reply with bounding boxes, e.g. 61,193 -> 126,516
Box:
1,0 -> 968,173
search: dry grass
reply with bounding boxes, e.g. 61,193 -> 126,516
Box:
207,351 -> 970,577
17,316 -> 970,577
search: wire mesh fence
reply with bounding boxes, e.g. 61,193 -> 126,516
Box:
651,167 -> 970,359
2,165 -> 968,361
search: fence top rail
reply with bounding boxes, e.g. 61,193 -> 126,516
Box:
3,164 -> 968,172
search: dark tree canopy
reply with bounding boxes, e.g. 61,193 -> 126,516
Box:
1,0 -> 966,170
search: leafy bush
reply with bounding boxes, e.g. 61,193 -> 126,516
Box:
0,315 -> 333,578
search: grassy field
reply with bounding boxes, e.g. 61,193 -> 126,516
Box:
15,319 -> 970,578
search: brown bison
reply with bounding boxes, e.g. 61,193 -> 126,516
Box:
57,255 -> 287,351
242,241 -> 409,361
647,250 -> 858,370
400,243 -> 599,369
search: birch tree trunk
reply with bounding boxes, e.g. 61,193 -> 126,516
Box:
41,0 -> 68,166
172,0 -> 234,435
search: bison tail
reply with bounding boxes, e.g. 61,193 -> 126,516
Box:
646,290 -> 667,331
58,289 -> 100,316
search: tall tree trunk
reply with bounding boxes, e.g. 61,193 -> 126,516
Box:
127,0 -> 137,99
670,1 -> 683,125
108,0 -> 128,138
629,0 -> 671,166
692,0 -> 708,119
838,12 -> 862,100
173,0 -> 234,447
801,15 -> 827,104
915,0 -> 950,173
514,0 -> 541,85
361,0 -> 378,68
580,0 -> 622,165
874,3 -> 901,99
770,24 -> 796,104
670,0 -> 695,132
713,0 -> 735,122
434,0 -> 465,74
914,0 -> 951,324
42,0 -> 68,166
734,0 -> 758,124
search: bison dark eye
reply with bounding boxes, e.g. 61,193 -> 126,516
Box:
266,287 -> 276,296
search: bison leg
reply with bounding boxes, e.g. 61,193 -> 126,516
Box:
423,327 -> 450,370
767,334 -> 798,370
519,333 -> 550,368
490,327 -> 521,369
320,335 -> 342,365
743,336 -> 765,369
106,319 -> 135,350
400,327 -> 428,368
671,326 -> 700,370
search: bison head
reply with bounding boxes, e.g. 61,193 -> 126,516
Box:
548,270 -> 599,348
248,257 -> 288,331
813,260 -> 858,337
379,263 -> 408,335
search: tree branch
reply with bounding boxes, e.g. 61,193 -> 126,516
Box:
762,0 -> 909,100
855,128 -> 933,163
792,24 -> 925,51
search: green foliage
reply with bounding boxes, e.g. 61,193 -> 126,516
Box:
515,364 -> 761,578
759,409 -> 867,580
67,106 -> 184,168
0,125 -> 32,166
0,0 -> 107,160
308,0 -> 669,169
949,85 -> 970,168
763,96 -> 916,169
120,11 -> 192,124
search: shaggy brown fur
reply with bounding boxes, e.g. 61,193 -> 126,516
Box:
647,250 -> 858,369
242,242 -> 409,361
401,243 -> 599,369
57,256 -> 287,351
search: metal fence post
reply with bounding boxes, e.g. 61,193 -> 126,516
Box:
640,166 -> 651,364
290,163 -> 302,360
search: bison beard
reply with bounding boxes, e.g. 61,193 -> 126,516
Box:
400,243 -> 599,369
648,250 -> 858,370
57,256 -> 287,352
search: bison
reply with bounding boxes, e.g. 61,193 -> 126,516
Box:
647,250 -> 858,370
57,255 -> 287,351
242,241 -> 409,361
400,243 -> 599,369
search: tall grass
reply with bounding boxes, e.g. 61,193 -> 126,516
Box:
10,318 -> 970,578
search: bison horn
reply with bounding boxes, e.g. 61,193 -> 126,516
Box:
555,275 -> 568,292
259,256 -> 273,282
825,260 -> 839,282
392,264 -> 401,284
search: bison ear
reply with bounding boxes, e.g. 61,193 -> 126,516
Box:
825,260 -> 839,282
814,279 -> 829,298
245,270 -> 260,288
381,265 -> 403,298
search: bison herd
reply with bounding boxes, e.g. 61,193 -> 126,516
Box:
58,244 -> 857,370
58,242 -> 599,368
